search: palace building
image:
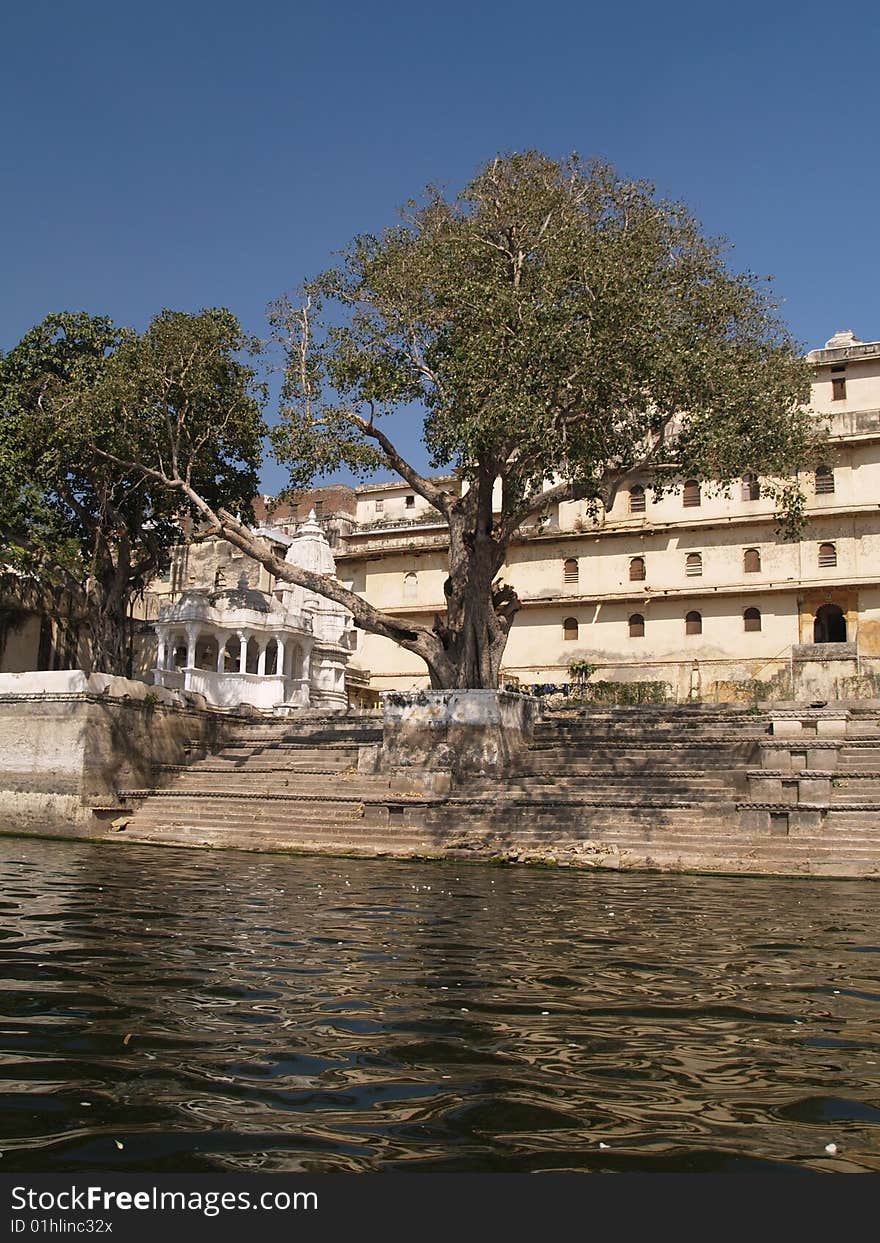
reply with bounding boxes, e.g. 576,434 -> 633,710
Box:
6,330 -> 880,709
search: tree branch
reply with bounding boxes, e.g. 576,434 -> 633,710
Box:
342,410 -> 452,516
91,445 -> 448,664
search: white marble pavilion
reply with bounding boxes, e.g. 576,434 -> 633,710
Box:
153,512 -> 354,713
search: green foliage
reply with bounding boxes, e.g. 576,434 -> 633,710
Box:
569,659 -> 598,685
271,152 -> 816,521
0,308 -> 265,672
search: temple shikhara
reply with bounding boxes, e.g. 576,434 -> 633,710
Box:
153,511 -> 354,713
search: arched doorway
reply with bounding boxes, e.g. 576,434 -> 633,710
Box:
814,603 -> 847,643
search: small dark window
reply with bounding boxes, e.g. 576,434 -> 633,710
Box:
685,552 -> 702,577
683,479 -> 701,507
814,603 -> 846,643
629,556 -> 646,582
831,365 -> 846,401
563,616 -> 579,641
405,494 -> 416,508
815,466 -> 835,495
375,498 -> 384,512
629,613 -> 645,638
685,610 -> 702,635
741,473 -> 760,501
629,485 -> 646,514
744,607 -> 762,632
743,548 -> 761,573
818,542 -> 837,568
563,558 -> 579,585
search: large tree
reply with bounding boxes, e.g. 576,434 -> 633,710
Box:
0,309 -> 263,673
91,153 -> 818,689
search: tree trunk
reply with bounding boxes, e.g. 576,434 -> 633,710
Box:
424,484 -> 518,690
88,606 -> 131,675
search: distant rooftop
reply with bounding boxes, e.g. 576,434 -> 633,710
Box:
807,330 -> 880,362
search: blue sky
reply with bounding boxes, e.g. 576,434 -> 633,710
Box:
3,1 -> 878,492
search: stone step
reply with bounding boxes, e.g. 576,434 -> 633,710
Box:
531,736 -> 763,747
524,758 -> 754,770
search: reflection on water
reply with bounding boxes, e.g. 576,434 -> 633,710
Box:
0,837 -> 878,1172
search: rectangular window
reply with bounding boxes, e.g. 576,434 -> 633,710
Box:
831,365 -> 846,401
375,498 -> 384,512
405,495 -> 415,508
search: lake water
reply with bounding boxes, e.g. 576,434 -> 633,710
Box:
0,836 -> 878,1173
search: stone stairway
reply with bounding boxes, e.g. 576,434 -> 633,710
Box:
116,712 -> 414,854
109,703 -> 880,878
428,705 -> 880,878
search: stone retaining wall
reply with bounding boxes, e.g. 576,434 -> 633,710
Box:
0,672 -> 233,833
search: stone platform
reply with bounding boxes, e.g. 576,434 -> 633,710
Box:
11,697 -> 877,880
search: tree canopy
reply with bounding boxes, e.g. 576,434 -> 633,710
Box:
0,309 -> 264,672
263,151 -> 818,686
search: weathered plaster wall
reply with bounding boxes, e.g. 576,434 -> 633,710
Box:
0,673 -> 232,833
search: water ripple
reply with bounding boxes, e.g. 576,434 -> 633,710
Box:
0,838 -> 878,1172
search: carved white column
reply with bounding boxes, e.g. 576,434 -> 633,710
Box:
238,631 -> 249,675
276,637 -> 286,681
156,630 -> 167,673
257,637 -> 268,676
216,633 -> 227,673
185,624 -> 199,670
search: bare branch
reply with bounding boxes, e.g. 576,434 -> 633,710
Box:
91,444 -> 448,664
342,411 -> 452,516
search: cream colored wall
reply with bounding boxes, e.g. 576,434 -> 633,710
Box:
500,594 -> 800,677
810,357 -> 880,415
344,550 -> 449,611
355,485 -> 441,525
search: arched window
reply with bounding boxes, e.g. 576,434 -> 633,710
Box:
685,552 -> 702,577
818,542 -> 837,568
814,603 -> 847,643
815,466 -> 835,495
683,479 -> 701,507
563,616 -> 579,641
404,571 -> 419,598
629,556 -> 646,581
563,557 -> 579,586
628,613 -> 645,638
741,473 -> 760,501
685,610 -> 702,635
743,607 -> 762,632
743,547 -> 761,573
629,485 -> 646,514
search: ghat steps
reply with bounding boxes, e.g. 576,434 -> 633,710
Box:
112,704 -> 880,879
